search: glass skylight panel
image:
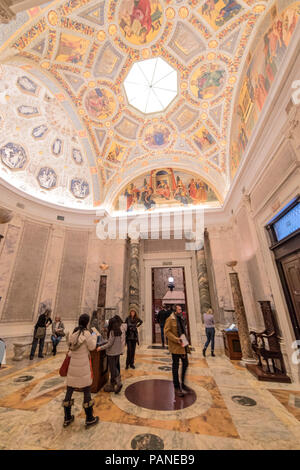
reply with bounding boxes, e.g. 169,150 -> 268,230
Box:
124,58 -> 177,114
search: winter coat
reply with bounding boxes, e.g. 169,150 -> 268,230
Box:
66,329 -> 97,388
164,313 -> 186,355
125,316 -> 143,344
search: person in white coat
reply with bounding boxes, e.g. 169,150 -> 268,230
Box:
62,313 -> 99,428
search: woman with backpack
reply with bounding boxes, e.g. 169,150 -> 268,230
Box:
62,313 -> 99,428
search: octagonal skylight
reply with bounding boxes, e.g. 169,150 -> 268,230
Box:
124,58 -> 178,114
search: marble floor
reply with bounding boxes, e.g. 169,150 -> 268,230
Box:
0,346 -> 300,450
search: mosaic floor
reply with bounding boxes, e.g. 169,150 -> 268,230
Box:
0,346 -> 300,450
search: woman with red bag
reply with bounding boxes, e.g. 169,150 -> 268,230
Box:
62,313 -> 99,428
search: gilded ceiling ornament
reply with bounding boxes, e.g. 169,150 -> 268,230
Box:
48,10 -> 58,26
179,6 -> 189,19
97,31 -> 106,41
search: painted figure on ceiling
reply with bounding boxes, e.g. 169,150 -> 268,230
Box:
119,0 -> 162,44
85,88 -> 113,120
125,183 -> 141,211
215,0 -> 242,27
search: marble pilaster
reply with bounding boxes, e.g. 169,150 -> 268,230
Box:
196,247 -> 212,315
229,271 -> 256,365
128,237 -> 140,315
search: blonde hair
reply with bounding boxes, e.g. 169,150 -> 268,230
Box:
206,308 -> 213,315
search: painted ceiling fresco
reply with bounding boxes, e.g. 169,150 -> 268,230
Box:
0,0 -> 299,212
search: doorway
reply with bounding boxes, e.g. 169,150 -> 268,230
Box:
151,267 -> 190,344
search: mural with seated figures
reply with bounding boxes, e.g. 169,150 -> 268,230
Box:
114,169 -> 220,212
230,3 -> 300,179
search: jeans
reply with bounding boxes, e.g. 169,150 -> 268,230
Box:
171,353 -> 189,389
64,386 -> 91,404
108,355 -> 120,385
126,340 -> 137,367
51,335 -> 62,348
30,334 -> 45,358
204,327 -> 215,352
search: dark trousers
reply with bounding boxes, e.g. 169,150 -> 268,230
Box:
126,340 -> 137,367
108,355 -> 121,384
64,386 -> 91,404
160,324 -> 165,346
171,353 -> 189,389
204,327 -> 215,352
30,335 -> 45,358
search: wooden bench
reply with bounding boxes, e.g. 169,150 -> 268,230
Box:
13,336 -> 67,361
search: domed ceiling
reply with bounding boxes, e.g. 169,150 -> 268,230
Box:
0,0 -> 299,212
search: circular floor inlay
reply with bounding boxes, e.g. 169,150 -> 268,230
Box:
125,379 -> 196,411
232,395 -> 257,406
14,375 -> 34,382
158,366 -> 172,371
131,433 -> 164,450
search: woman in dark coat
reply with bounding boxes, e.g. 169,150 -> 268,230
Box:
30,309 -> 52,360
125,309 -> 143,369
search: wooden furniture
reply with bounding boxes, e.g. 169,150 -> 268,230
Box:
90,349 -> 109,393
222,330 -> 242,360
247,301 -> 291,383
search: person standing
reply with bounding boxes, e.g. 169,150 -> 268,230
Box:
97,316 -> 126,394
125,309 -> 143,369
63,313 -> 99,428
157,305 -> 169,348
202,308 -> 215,357
51,316 -> 65,356
164,304 -> 192,397
29,309 -> 52,360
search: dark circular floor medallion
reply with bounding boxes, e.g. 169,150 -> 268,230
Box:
158,366 -> 172,371
157,357 -> 172,363
125,379 -> 196,411
131,433 -> 164,450
14,375 -> 34,382
232,395 -> 257,406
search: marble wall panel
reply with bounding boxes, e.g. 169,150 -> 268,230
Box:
1,221 -> 50,322
54,230 -> 88,320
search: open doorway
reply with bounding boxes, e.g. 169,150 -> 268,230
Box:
151,267 -> 190,344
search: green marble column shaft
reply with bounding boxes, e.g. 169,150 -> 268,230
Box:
128,237 -> 140,315
196,247 -> 212,314
229,272 -> 256,363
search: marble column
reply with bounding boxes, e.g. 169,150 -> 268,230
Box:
229,271 -> 256,364
196,247 -> 212,315
128,237 -> 140,315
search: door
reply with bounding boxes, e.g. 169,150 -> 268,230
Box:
281,251 -> 300,339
